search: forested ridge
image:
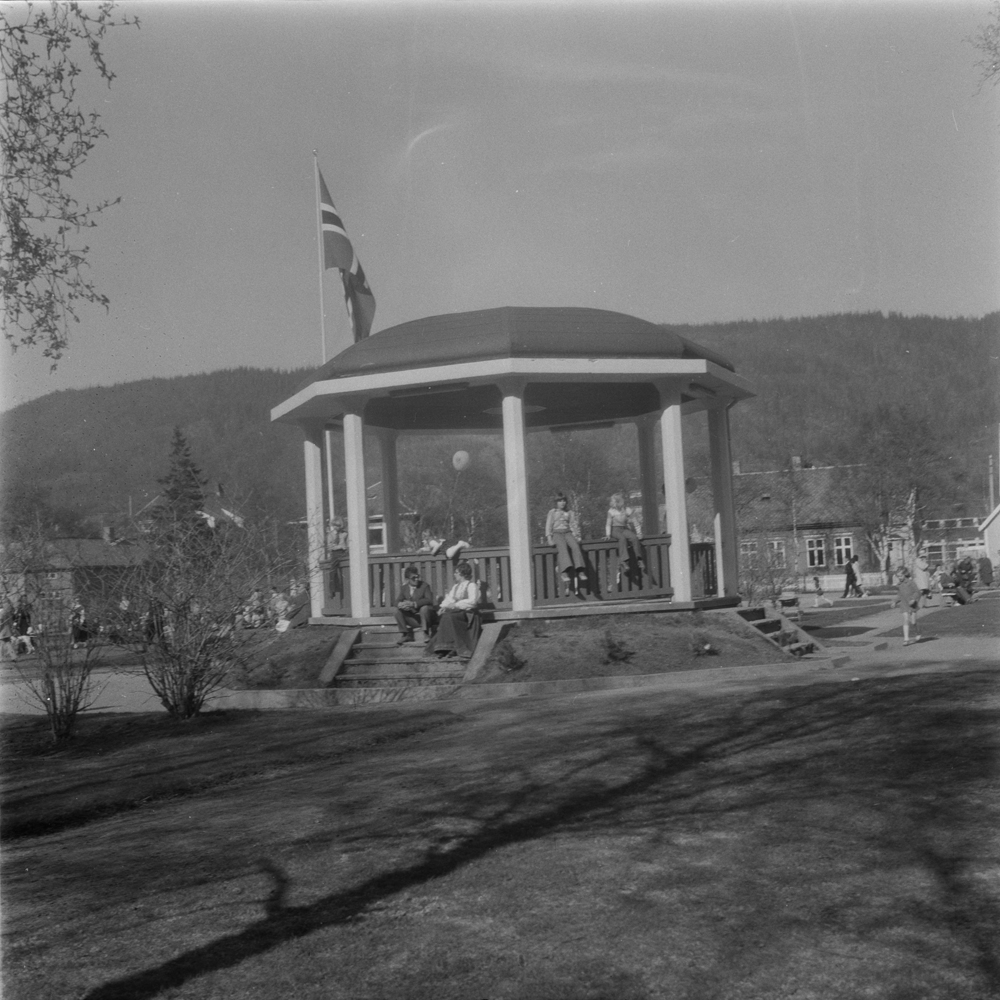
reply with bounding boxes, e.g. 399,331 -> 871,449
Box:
2,311 -> 997,537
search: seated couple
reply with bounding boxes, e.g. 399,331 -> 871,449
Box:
393,561 -> 482,660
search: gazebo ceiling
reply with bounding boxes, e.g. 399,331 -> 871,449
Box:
273,307 -> 752,430
363,381 -> 662,432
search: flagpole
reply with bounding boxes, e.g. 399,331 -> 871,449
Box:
314,152 -> 337,525
313,151 -> 328,363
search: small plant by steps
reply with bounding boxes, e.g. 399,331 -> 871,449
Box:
601,628 -> 635,664
494,639 -> 527,674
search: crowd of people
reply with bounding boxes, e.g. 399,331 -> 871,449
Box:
895,552 -> 987,646
0,596 -> 37,658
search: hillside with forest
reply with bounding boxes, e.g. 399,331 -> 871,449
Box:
1,312 -> 997,543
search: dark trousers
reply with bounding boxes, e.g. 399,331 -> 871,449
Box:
552,531 -> 586,574
612,526 -> 644,569
394,605 -> 435,636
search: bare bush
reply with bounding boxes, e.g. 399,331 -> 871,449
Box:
738,542 -> 796,606
1,529 -> 104,742
99,515 -> 299,720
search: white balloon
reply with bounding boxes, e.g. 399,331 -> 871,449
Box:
452,450 -> 470,471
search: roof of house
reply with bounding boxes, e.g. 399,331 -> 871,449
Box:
684,465 -> 865,538
980,503 -> 1000,532
733,466 -> 863,532
2,538 -> 147,571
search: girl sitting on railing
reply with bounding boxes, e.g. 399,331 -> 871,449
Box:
605,493 -> 645,583
545,493 -> 586,597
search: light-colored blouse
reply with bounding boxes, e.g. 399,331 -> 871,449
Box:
440,579 -> 479,611
605,506 -> 636,534
545,507 -> 580,539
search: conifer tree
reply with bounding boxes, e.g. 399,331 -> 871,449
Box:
156,427 -> 207,528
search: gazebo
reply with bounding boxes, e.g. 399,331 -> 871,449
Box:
271,307 -> 753,622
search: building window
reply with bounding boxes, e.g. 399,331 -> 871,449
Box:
926,545 -> 943,565
834,536 -> 853,566
807,538 -> 826,568
740,540 -> 758,557
768,540 -> 786,567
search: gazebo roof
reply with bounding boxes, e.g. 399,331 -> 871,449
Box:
298,307 -> 735,391
274,307 -> 751,431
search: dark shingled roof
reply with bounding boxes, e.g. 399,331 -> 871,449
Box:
297,307 -> 735,393
685,466 -> 864,539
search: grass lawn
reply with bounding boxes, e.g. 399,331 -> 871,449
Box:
3,660 -> 999,999
882,591 -> 1000,641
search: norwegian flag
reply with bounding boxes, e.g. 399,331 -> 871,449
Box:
318,169 -> 376,341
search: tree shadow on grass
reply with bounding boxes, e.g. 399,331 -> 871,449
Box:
82,668 -> 1000,1000
2,709 -> 463,840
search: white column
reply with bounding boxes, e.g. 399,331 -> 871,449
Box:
658,386 -> 692,602
708,406 -> 739,598
324,429 -> 337,525
500,380 -> 533,612
302,423 -> 326,619
377,428 -> 401,553
636,417 -> 660,536
343,407 -> 370,619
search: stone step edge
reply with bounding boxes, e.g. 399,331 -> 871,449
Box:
213,654 -> 856,710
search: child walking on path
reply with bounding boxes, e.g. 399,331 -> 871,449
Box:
812,576 -> 834,608
897,567 -> 922,646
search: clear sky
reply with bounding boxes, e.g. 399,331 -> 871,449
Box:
3,0 -> 998,410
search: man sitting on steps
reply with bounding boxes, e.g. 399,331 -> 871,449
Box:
394,565 -> 436,644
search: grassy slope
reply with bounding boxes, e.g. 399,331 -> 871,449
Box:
475,610 -> 783,683
3,658 -> 999,1000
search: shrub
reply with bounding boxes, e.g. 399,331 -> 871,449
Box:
601,628 -> 634,664
494,639 -> 527,673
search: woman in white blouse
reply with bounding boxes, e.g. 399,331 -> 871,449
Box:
425,561 -> 481,659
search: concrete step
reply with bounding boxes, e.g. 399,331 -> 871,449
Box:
753,619 -> 783,635
335,671 -> 466,688
339,658 -> 462,677
356,636 -> 429,648
350,646 -> 432,662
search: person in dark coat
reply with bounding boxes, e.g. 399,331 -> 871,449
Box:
842,555 -> 863,598
955,557 -> 977,598
394,565 -> 436,644
13,596 -> 34,654
70,599 -> 89,648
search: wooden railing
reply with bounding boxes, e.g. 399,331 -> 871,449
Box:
690,542 -> 717,600
320,534 -> 718,617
